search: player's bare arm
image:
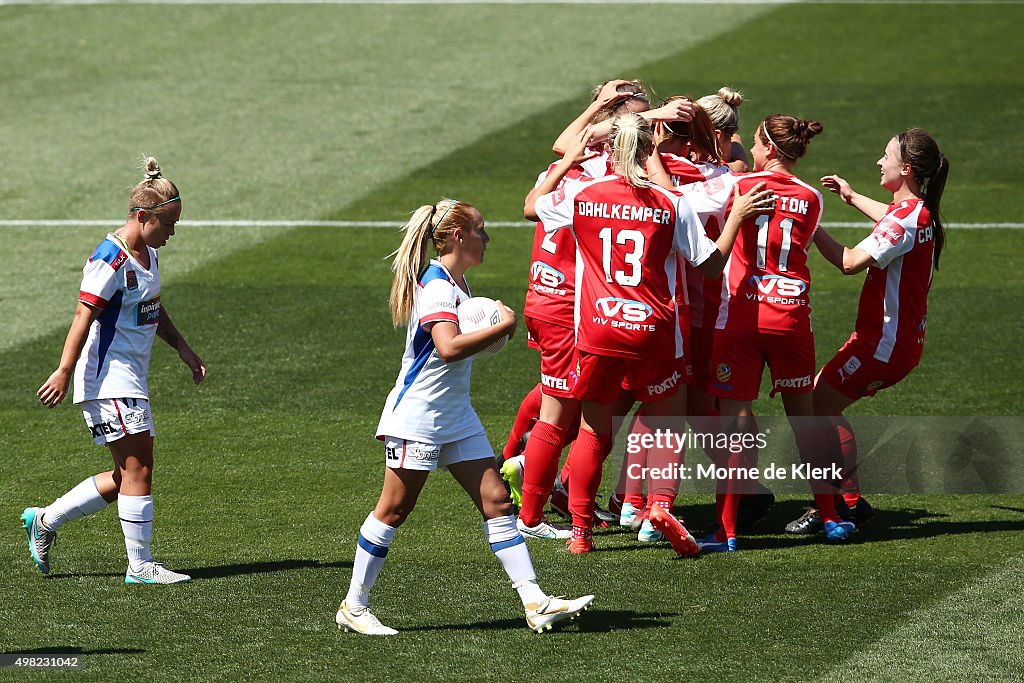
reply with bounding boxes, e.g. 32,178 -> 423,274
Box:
37,302 -> 102,408
157,307 -> 207,385
431,303 -> 517,363
525,127 -> 593,221
698,182 -> 774,277
813,228 -> 876,275
820,174 -> 889,222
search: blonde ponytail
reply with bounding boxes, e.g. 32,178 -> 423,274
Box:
129,155 -> 179,214
610,112 -> 654,187
388,198 -> 467,327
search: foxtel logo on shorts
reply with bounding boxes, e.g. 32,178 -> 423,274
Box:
773,375 -> 811,389
541,373 -> 570,391
648,370 -> 682,396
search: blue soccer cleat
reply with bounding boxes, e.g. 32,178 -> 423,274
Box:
21,507 -> 56,575
823,520 -> 856,542
697,533 -> 739,553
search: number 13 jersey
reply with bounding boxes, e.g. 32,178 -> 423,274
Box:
534,174 -> 717,361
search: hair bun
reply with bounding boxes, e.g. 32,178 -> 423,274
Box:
142,156 -> 162,181
718,87 -> 743,107
799,119 -> 824,139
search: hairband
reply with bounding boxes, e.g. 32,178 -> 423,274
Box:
131,195 -> 181,211
429,200 -> 458,240
761,123 -> 793,159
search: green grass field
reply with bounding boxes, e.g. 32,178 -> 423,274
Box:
2,2 -> 1023,681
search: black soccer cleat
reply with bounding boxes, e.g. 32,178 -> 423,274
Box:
785,507 -> 822,535
837,496 -> 875,526
736,486 -> 776,530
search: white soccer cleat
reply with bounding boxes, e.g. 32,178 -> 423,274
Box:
124,562 -> 191,585
336,600 -> 398,636
525,594 -> 595,633
517,517 -> 571,540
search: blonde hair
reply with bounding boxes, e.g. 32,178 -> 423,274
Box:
610,112 -> 655,187
128,156 -> 179,215
697,87 -> 743,136
388,198 -> 475,327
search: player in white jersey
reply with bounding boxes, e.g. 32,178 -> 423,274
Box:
337,198 -> 594,636
23,158 -> 205,585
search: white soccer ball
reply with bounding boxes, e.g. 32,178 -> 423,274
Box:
457,296 -> 508,355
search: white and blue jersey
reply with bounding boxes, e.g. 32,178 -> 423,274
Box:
376,259 -> 485,444
73,235 -> 161,404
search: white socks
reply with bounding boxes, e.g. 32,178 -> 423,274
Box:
118,494 -> 154,572
346,513 -> 396,609
42,476 -> 109,530
484,515 -> 544,606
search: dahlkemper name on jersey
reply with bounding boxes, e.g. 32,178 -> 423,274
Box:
576,202 -> 673,225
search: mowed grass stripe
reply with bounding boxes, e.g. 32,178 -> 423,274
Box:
2,5 -> 1022,682
0,2 -> 767,350
0,3 -> 768,220
820,554 -> 1024,682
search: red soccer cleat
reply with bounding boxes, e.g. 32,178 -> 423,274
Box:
566,527 -> 594,555
648,504 -> 699,558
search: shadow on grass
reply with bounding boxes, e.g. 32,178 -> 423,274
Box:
47,559 -> 351,580
1,646 -> 145,655
403,609 -> 675,633
186,559 -> 352,580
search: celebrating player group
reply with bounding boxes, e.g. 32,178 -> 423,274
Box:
498,80 -> 949,558
20,78 -> 948,637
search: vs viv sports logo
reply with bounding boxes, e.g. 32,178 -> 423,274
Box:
594,297 -> 652,322
748,275 -> 807,297
530,261 -> 566,288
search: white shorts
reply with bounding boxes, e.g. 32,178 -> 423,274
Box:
81,398 -> 155,446
383,432 -> 494,472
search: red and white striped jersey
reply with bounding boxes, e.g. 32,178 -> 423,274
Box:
712,170 -> 824,334
853,198 -> 934,363
524,161 -> 594,327
534,174 -> 717,361
661,155 -> 735,332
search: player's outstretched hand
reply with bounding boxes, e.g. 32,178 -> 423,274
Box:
37,368 -> 71,408
821,175 -> 854,204
731,182 -> 776,221
179,345 -> 207,385
494,300 -> 518,341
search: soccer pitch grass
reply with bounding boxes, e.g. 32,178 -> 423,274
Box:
2,2 -> 1023,681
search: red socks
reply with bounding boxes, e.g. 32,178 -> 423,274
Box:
567,428 -> 611,530
501,384 -> 543,460
518,421 -> 566,527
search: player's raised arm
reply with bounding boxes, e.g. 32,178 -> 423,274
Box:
525,127 -> 594,221
820,174 -> 889,222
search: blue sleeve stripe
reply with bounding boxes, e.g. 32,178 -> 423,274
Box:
357,534 -> 390,558
489,535 -> 525,553
419,264 -> 451,287
91,240 -> 126,267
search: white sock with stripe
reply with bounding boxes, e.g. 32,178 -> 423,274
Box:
484,515 -> 544,606
43,476 -> 109,530
118,494 -> 154,572
346,513 -> 396,609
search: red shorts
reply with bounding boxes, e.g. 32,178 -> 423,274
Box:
687,324 -> 714,391
818,333 -> 918,399
525,316 -> 578,399
573,351 -> 684,404
708,329 -> 815,402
